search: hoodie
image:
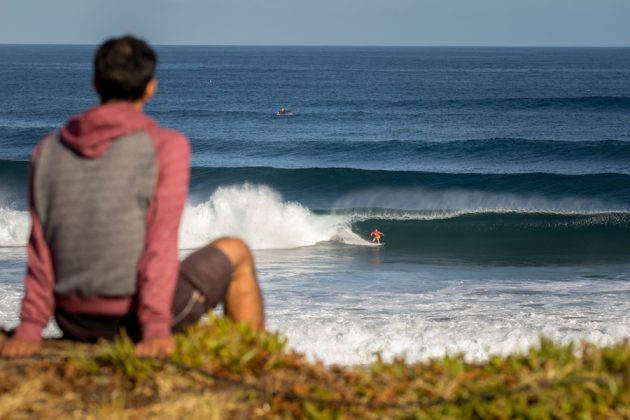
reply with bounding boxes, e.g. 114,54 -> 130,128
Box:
15,102 -> 191,342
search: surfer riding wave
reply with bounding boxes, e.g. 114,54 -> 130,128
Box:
370,228 -> 384,244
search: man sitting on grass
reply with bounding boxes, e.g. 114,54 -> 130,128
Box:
1,35 -> 264,358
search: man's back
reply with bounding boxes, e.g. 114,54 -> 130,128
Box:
35,119 -> 157,298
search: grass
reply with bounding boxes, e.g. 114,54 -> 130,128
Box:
1,315 -> 629,418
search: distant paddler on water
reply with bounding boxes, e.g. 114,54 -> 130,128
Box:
275,106 -> 293,116
370,228 -> 384,244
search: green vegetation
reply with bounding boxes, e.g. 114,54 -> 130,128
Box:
1,315 -> 629,418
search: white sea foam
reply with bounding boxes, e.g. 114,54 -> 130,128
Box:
271,315 -> 630,365
0,208 -> 30,247
0,282 -> 61,338
261,268 -> 630,365
180,184 -> 367,250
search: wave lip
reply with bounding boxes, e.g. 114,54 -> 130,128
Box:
332,186 -> 630,214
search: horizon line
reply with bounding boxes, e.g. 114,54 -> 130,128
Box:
1,42 -> 629,49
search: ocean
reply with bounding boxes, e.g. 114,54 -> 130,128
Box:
1,45 -> 629,364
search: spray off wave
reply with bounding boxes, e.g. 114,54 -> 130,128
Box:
333,187 -> 629,215
180,184 -> 365,250
0,208 -> 30,247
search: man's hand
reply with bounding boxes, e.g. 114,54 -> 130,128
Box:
134,336 -> 175,358
0,337 -> 41,358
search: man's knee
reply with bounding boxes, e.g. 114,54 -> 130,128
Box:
211,237 -> 253,268
211,238 -> 264,329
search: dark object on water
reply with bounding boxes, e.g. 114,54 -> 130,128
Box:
276,107 -> 293,116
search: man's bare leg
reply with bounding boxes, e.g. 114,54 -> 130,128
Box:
212,237 -> 265,330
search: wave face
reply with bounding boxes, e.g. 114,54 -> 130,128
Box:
3,183 -> 627,263
178,182 -> 630,263
2,158 -> 629,262
0,160 -> 29,209
181,184 -> 630,261
353,212 -> 630,263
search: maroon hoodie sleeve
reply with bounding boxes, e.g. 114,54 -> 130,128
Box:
14,140 -> 56,342
137,128 -> 191,339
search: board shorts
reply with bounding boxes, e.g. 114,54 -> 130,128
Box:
54,244 -> 233,342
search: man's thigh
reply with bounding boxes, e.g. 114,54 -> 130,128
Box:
171,243 -> 233,332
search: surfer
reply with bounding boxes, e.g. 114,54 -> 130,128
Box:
370,228 -> 384,244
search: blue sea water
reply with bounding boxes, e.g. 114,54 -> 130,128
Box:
1,45 -> 629,363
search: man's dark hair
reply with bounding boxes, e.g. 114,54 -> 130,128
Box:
94,35 -> 157,102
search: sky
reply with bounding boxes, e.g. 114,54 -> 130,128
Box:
1,0 -> 630,47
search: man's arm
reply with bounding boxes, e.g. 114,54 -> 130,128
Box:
13,212 -> 55,340
135,129 -> 190,355
1,145 -> 55,357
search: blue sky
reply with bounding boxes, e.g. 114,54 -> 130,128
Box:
2,0 -> 629,46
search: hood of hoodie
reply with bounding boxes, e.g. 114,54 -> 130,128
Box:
60,102 -> 157,158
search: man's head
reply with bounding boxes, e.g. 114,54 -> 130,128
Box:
93,35 -> 157,104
